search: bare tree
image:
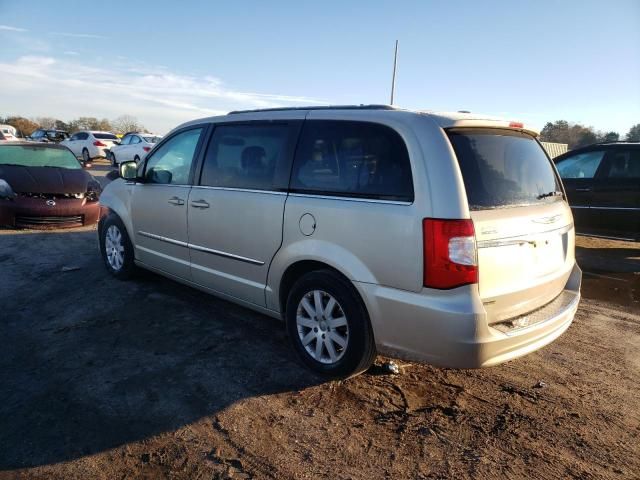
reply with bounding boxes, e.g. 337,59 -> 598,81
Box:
35,117 -> 58,129
112,115 -> 144,134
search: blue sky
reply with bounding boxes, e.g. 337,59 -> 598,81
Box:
0,0 -> 638,134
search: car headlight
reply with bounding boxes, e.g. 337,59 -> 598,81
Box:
0,179 -> 16,200
86,179 -> 102,202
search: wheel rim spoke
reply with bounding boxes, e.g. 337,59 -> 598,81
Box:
323,297 -> 336,318
313,290 -> 323,316
300,298 -> 315,318
314,337 -> 323,359
325,337 -> 338,362
296,315 -> 316,329
328,316 -> 347,328
301,330 -> 315,346
329,331 -> 347,348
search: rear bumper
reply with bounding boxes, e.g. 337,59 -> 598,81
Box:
0,197 -> 100,229
356,262 -> 582,368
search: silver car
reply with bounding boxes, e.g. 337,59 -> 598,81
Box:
98,106 -> 581,377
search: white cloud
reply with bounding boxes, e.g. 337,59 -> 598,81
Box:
63,51 -> 79,56
50,32 -> 107,39
0,25 -> 27,32
0,56 -> 328,133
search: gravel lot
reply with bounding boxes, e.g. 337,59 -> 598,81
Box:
1,162 -> 638,479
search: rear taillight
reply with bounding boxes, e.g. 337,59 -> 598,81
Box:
509,121 -> 524,128
143,146 -> 151,152
423,218 -> 478,289
93,140 -> 106,147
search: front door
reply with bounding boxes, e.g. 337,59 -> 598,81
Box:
591,147 -> 640,239
131,126 -> 205,279
187,121 -> 301,306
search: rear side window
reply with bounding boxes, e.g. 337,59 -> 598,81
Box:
556,151 -> 605,179
291,120 -> 413,202
200,123 -> 294,191
448,129 -> 562,210
601,149 -> 640,179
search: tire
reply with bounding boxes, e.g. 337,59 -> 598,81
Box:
99,213 -> 136,280
285,269 -> 376,378
110,152 -> 117,167
82,148 -> 91,164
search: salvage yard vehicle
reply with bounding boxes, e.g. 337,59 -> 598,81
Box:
108,132 -> 162,166
98,106 -> 581,377
0,142 -> 102,228
555,142 -> 639,241
61,130 -> 119,164
28,128 -> 70,143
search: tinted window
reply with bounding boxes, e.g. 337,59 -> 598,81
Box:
77,132 -> 89,140
200,124 -> 293,190
130,135 -> 141,144
144,128 -> 202,185
0,145 -> 81,169
556,150 -> 605,179
602,150 -> 640,179
448,129 -> 562,210
143,135 -> 161,143
93,133 -> 118,140
119,135 -> 131,145
291,121 -> 413,201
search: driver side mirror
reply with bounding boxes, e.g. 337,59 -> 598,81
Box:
119,161 -> 138,181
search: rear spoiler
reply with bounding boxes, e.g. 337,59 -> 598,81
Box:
424,113 -> 540,137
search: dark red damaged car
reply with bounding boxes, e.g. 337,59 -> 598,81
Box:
0,142 -> 101,229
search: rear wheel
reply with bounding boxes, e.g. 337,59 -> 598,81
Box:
285,270 -> 376,378
82,148 -> 90,165
99,214 -> 135,280
110,152 -> 117,167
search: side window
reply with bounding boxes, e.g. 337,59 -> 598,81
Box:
69,133 -> 78,141
601,150 -> 640,179
200,123 -> 294,190
130,135 -> 141,145
120,135 -> 131,145
144,128 -> 203,185
77,132 -> 89,141
556,151 -> 605,179
291,121 -> 414,201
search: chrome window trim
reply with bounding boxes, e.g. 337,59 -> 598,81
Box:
289,192 -> 413,206
191,185 -> 287,196
138,231 -> 264,266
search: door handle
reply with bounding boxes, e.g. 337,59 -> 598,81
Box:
575,188 -> 592,192
168,196 -> 185,206
191,199 -> 210,209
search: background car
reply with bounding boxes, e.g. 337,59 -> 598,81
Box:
555,142 -> 639,241
0,124 -> 19,141
0,142 -> 102,228
61,130 -> 119,164
29,129 -> 70,143
108,132 -> 162,166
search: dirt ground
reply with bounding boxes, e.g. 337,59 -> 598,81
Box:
1,166 -> 638,479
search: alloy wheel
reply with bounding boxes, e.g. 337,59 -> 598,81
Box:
105,225 -> 125,271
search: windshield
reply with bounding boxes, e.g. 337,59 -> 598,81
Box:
0,145 -> 82,169
142,136 -> 162,143
94,133 -> 118,140
447,129 -> 562,210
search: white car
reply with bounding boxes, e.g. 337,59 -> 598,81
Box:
61,131 -> 120,164
0,125 -> 19,141
108,132 -> 162,166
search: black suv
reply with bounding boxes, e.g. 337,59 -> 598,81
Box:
555,142 -> 639,241
29,129 -> 70,143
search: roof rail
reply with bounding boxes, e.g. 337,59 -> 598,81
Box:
228,104 -> 397,115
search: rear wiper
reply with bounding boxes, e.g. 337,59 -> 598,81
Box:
537,190 -> 564,200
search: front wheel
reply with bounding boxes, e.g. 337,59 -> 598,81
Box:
82,148 -> 91,165
99,214 -> 136,280
285,270 -> 376,378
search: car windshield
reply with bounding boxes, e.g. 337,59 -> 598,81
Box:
142,136 -> 162,143
0,145 -> 82,169
447,129 -> 562,210
94,133 -> 118,140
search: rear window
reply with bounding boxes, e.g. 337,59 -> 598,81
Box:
93,133 -> 118,140
447,129 -> 562,210
143,136 -> 162,143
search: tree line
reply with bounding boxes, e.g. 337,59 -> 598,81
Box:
0,115 -> 145,136
540,121 -> 640,149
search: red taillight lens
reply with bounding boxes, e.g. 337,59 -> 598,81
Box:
509,121 -> 524,128
93,140 -> 106,146
143,146 -> 151,152
423,218 -> 478,289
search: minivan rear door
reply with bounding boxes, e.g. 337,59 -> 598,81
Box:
447,129 -> 576,323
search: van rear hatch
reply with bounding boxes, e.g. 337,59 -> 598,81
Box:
447,128 -> 575,323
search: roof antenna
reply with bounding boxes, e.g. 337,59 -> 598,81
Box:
390,40 -> 398,105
